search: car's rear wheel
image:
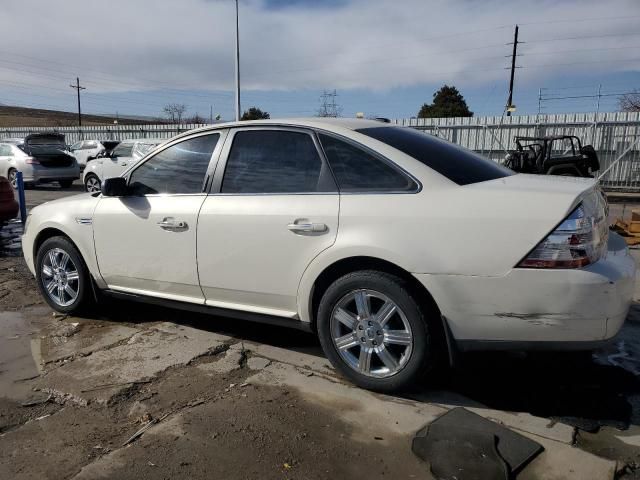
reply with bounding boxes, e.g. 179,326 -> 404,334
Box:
35,236 -> 94,314
7,169 -> 17,189
84,174 -> 101,193
59,179 -> 73,188
317,270 -> 432,392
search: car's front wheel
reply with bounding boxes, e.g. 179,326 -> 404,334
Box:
84,174 -> 101,193
317,270 -> 432,392
35,236 -> 94,314
7,169 -> 17,189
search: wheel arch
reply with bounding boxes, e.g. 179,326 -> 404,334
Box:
31,222 -> 105,289
304,255 -> 448,352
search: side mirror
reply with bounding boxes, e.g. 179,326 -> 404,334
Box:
101,177 -> 128,197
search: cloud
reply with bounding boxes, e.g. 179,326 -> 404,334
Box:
0,0 -> 638,100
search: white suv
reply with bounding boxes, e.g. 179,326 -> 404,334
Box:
22,119 -> 635,392
82,138 -> 164,192
70,140 -> 104,170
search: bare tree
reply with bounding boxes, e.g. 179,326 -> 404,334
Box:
619,90 -> 640,112
186,113 -> 206,123
162,103 -> 187,123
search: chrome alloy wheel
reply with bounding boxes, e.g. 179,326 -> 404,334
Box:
85,176 -> 101,193
41,248 -> 80,307
330,289 -> 413,378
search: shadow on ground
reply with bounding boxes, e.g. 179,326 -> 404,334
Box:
94,297 -> 640,434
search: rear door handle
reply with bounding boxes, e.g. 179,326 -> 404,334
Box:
157,217 -> 188,231
287,221 -> 327,233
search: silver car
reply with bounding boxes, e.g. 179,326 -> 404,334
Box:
0,133 -> 80,189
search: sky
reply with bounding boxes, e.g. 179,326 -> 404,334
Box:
0,0 -> 639,121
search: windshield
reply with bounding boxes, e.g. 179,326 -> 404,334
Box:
356,126 -> 513,186
133,142 -> 162,158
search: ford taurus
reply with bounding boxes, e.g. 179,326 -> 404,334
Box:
22,118 -> 636,392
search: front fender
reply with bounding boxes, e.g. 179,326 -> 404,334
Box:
23,195 -> 103,287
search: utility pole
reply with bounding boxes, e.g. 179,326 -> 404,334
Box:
506,25 -> 519,117
210,105 -> 213,123
234,0 -> 241,122
69,77 -> 86,126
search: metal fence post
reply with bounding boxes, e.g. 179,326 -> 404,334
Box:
16,171 -> 27,225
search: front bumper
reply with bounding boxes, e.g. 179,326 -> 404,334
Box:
415,232 -> 636,346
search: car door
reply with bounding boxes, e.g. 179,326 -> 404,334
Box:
93,131 -> 226,303
197,127 -> 339,318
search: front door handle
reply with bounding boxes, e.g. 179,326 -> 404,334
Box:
287,220 -> 327,233
157,217 -> 188,231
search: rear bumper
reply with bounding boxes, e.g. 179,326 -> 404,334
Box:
20,164 -> 80,183
415,232 -> 636,347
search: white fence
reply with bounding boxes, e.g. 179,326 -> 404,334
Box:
1,112 -> 639,191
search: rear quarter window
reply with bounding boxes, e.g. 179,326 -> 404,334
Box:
356,126 -> 513,185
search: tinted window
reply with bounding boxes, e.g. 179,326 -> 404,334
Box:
0,145 -> 11,156
128,134 -> 219,195
222,130 -> 330,193
356,126 -> 513,185
319,134 -> 416,192
111,143 -> 133,157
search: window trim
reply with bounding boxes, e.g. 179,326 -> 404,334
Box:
209,126 -> 337,196
314,129 -> 422,195
120,130 -> 228,197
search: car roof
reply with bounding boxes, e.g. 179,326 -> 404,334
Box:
165,117 -> 392,143
208,117 -> 387,131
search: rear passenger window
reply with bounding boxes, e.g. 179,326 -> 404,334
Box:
222,130 -> 333,193
128,134 -> 219,195
319,134 -> 417,192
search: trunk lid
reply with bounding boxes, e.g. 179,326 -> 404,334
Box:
23,133 -> 75,168
439,173 -> 607,275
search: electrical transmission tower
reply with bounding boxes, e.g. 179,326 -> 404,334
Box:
317,90 -> 341,117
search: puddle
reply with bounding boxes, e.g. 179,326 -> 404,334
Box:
0,308 -> 48,401
0,220 -> 23,257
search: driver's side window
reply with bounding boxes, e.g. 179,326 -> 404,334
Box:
128,134 -> 220,196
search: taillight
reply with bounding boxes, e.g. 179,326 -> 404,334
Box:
518,196 -> 608,269
25,157 -> 39,165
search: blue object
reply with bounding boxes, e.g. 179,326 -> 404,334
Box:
16,171 -> 27,225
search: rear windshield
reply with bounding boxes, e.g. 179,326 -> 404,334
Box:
356,126 -> 513,185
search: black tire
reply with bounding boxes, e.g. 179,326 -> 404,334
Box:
59,179 -> 74,188
84,174 -> 101,193
317,270 -> 433,392
7,168 -> 17,189
35,236 -> 94,314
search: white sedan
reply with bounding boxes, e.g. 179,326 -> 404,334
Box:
22,118 -> 636,392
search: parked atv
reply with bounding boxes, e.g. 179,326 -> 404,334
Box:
504,135 -> 599,177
